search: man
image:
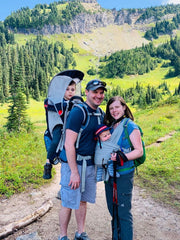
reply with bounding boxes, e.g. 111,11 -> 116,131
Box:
58,79 -> 107,240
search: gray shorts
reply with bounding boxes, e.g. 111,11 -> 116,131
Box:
60,162 -> 97,209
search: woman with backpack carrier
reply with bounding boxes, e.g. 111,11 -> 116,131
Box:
103,96 -> 143,240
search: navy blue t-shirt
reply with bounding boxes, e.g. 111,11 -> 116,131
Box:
66,103 -> 102,156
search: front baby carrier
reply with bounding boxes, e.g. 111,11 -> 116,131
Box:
44,69 -> 84,164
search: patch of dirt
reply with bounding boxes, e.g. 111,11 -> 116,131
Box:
146,131 -> 176,148
78,24 -> 149,56
0,161 -> 180,240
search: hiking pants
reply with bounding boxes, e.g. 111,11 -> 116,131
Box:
105,171 -> 134,240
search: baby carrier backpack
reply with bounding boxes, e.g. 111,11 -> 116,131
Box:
44,70 -> 85,164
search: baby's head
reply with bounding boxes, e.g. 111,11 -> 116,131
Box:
64,80 -> 76,100
95,124 -> 111,142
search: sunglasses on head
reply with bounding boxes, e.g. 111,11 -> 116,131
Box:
87,80 -> 106,88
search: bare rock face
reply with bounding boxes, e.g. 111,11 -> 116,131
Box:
25,9 -> 142,35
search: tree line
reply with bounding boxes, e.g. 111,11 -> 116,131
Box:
136,4 -> 180,22
98,36 -> 180,78
98,46 -> 158,78
0,35 -> 76,103
104,81 -> 179,109
144,13 -> 180,40
3,1 -> 85,31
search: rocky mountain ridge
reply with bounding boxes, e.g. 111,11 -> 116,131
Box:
16,0 -> 146,35
30,9 -> 142,35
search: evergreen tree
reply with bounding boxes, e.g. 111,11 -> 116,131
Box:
6,65 -> 32,132
1,50 -> 9,98
0,58 -> 5,102
174,56 -> 180,76
6,90 -> 32,132
174,82 -> 180,95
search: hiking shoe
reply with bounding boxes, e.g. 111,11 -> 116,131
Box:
43,163 -> 52,179
74,232 -> 90,240
58,236 -> 70,240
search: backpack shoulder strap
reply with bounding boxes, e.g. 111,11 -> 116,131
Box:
74,103 -> 89,125
124,119 -> 143,145
123,119 -> 133,148
75,104 -> 104,149
96,107 -> 104,125
75,103 -> 90,149
123,119 -> 146,173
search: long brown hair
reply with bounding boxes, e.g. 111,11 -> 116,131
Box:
104,96 -> 134,126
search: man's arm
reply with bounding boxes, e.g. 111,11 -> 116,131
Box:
64,129 -> 80,189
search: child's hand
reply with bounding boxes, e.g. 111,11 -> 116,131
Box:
111,152 -> 117,161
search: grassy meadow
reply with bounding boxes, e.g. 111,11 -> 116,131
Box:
0,29 -> 180,212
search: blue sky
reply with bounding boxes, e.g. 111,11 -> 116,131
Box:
0,0 -> 179,21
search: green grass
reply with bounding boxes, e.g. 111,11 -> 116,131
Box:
14,34 -> 36,46
103,64 -> 179,92
0,99 -> 53,197
133,101 -> 180,211
134,102 -> 180,145
135,131 -> 180,210
0,130 -> 49,197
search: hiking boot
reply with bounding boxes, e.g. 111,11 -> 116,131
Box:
58,236 -> 70,240
74,232 -> 90,240
43,163 -> 52,179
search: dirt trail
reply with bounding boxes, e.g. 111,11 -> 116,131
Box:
0,163 -> 180,240
0,131 -> 179,240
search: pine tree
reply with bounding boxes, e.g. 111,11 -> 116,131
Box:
6,65 -> 32,132
0,58 -> 5,102
6,90 -> 32,132
1,50 -> 9,98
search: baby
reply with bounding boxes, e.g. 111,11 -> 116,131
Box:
94,124 -> 119,182
94,123 -> 129,181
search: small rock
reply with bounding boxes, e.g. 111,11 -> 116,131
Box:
16,232 -> 42,240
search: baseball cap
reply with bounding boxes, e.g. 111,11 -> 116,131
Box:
95,124 -> 110,137
86,79 -> 107,91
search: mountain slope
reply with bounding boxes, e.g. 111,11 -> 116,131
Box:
77,24 -> 149,56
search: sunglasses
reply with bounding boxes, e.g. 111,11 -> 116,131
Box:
87,80 -> 106,88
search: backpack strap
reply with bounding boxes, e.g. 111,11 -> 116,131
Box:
123,119 -> 133,149
75,104 -> 104,149
123,119 -> 144,148
77,154 -> 93,193
123,119 -> 140,174
123,119 -> 145,174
